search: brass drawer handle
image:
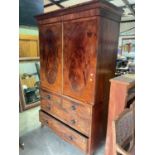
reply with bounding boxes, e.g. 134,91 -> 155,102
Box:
70,120 -> 76,125
68,136 -> 73,141
40,95 -> 51,100
46,94 -> 51,100
71,105 -> 76,111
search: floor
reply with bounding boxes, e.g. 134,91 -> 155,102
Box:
19,106 -> 41,137
19,106 -> 104,155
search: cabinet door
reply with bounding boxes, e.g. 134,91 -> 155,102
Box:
63,19 -> 97,103
39,23 -> 62,94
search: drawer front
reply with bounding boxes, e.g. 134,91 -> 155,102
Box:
61,98 -> 91,136
40,89 -> 62,110
39,111 -> 88,152
40,89 -> 91,136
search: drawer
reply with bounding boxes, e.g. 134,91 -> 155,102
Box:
40,90 -> 91,136
40,89 -> 61,104
40,89 -> 62,110
61,98 -> 91,136
39,110 -> 88,152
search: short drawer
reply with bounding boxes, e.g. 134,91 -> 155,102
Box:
40,90 -> 91,136
39,110 -> 88,152
40,89 -> 61,111
40,89 -> 61,104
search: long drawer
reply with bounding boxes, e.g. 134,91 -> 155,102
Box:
39,110 -> 88,152
40,89 -> 91,136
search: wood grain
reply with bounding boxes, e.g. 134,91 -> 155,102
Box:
40,89 -> 91,136
19,34 -> 39,57
105,75 -> 135,155
63,18 -> 97,104
39,23 -> 62,94
36,1 -> 122,155
35,0 -> 122,24
40,110 -> 88,152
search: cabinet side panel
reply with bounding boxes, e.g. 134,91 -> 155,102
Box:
89,17 -> 120,154
95,17 -> 120,106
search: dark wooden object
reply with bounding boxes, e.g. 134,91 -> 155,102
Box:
36,1 -> 122,154
105,74 -> 135,155
113,108 -> 135,155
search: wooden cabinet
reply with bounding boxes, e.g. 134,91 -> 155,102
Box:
36,1 -> 122,155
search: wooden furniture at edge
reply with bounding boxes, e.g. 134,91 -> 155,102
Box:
19,34 -> 40,57
113,108 -> 135,155
105,74 -> 135,155
36,1 -> 122,155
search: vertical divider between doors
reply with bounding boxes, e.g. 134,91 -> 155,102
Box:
62,21 -> 64,95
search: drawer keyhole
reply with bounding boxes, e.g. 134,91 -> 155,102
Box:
46,95 -> 51,100
71,105 -> 76,111
70,120 -> 76,125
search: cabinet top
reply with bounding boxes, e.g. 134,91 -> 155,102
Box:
35,0 -> 123,22
110,74 -> 135,86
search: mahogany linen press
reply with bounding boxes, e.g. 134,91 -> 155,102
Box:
36,1 -> 122,155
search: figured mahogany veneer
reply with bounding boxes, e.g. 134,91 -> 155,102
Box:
63,19 -> 97,103
39,23 -> 62,94
40,89 -> 91,136
40,111 -> 88,152
36,1 -> 122,155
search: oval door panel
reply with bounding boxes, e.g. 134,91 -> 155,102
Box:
43,29 -> 58,84
39,23 -> 62,94
63,19 -> 97,103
